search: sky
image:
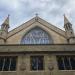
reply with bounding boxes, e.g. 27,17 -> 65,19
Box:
0,0 -> 75,31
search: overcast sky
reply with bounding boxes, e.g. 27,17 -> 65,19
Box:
0,0 -> 75,31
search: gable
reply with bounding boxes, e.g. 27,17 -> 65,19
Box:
8,16 -> 65,38
7,16 -> 67,44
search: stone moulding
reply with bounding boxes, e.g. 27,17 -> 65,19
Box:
0,44 -> 75,53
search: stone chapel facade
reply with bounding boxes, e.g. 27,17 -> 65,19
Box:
0,15 -> 75,75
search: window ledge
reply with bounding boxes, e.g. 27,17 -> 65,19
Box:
0,71 -> 16,72
58,70 -> 75,71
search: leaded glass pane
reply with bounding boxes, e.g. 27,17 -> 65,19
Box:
0,56 -> 17,71
0,57 -> 4,71
10,57 -> 17,71
56,56 -> 64,70
30,56 -> 44,70
57,56 -> 75,70
3,57 -> 10,71
70,56 -> 75,70
21,27 -> 53,44
64,56 -> 71,70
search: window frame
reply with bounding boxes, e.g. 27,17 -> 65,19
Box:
30,56 -> 44,71
56,55 -> 75,70
0,56 -> 17,71
21,27 -> 53,44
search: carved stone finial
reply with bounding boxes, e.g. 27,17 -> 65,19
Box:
35,13 -> 38,17
64,14 -> 70,25
2,14 -> 10,26
35,13 -> 38,21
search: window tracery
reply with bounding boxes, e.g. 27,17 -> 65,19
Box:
21,27 -> 53,44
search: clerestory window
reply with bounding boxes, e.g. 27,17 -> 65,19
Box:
30,56 -> 44,71
0,56 -> 17,71
56,56 -> 75,70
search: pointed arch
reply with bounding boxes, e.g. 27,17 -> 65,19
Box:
21,27 -> 53,44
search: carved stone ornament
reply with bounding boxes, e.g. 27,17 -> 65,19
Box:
20,62 -> 26,71
48,63 -> 54,71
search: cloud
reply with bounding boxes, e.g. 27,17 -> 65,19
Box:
0,0 -> 75,31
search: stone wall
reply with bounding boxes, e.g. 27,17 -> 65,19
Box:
0,52 -> 75,75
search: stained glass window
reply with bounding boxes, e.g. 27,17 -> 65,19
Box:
21,27 -> 53,44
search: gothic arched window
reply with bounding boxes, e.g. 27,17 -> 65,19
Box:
21,27 -> 53,44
